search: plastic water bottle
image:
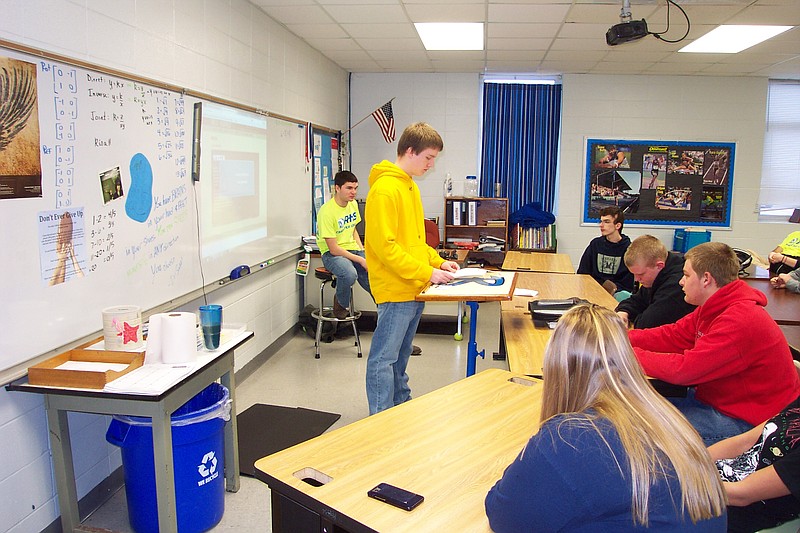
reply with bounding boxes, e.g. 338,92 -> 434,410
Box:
464,175 -> 478,197
443,172 -> 453,197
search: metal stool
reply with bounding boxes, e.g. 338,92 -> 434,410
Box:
310,267 -> 363,359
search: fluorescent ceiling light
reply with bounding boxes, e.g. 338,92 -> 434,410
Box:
414,23 -> 484,51
679,25 -> 793,54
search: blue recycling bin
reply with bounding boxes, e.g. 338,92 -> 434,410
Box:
106,383 -> 230,533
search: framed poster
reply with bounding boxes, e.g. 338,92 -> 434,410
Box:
582,139 -> 735,228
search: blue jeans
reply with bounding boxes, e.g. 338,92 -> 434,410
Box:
669,389 -> 753,446
321,251 -> 371,308
366,301 -> 424,415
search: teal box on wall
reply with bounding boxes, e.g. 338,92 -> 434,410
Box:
673,229 -> 711,253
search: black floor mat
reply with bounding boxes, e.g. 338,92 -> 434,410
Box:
236,404 -> 341,476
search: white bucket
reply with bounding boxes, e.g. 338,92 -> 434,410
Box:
102,305 -> 143,351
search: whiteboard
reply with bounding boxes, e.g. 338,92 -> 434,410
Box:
0,46 -> 312,377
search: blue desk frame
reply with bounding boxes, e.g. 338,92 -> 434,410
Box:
417,273 -> 516,377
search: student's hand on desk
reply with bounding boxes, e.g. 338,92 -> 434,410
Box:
430,268 -> 456,284
440,261 -> 460,273
771,275 -> 788,289
616,311 -> 629,327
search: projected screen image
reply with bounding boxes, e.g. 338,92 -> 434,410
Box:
199,104 -> 268,259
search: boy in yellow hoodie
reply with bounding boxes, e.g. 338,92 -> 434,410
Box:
365,122 -> 459,415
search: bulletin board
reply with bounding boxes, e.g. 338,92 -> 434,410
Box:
582,138 -> 735,228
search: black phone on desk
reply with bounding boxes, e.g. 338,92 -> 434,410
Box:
367,483 -> 424,511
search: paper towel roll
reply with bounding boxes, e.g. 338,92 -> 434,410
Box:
145,312 -> 197,365
102,305 -> 143,351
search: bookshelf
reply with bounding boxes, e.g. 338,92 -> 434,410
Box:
444,197 -> 508,250
510,223 -> 557,252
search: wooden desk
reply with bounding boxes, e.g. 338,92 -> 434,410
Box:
418,272 -> 517,376
501,250 -> 574,273
501,272 -> 618,376
781,325 -> 800,354
254,368 -> 542,533
7,332 -> 253,533
743,278 -> 800,325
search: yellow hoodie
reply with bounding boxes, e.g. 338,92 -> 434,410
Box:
365,160 -> 444,304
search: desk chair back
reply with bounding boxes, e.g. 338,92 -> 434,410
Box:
425,219 -> 440,248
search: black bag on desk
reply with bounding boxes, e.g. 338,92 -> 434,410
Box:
528,298 -> 589,327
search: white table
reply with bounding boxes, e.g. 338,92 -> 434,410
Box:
7,331 -> 253,533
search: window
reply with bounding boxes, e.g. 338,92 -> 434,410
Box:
759,80 -> 800,220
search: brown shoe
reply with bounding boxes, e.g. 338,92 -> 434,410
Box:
411,344 -> 422,356
333,298 -> 349,319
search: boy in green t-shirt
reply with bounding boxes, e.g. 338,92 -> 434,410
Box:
316,171 -> 371,319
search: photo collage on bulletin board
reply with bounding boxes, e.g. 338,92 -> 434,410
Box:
583,139 -> 735,228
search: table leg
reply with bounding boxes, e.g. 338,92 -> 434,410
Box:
466,301 -> 485,377
220,367 -> 241,492
151,407 -> 179,533
46,400 -> 80,532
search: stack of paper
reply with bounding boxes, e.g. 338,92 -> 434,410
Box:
104,363 -> 196,394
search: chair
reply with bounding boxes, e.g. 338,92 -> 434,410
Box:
424,218 -> 440,249
310,267 -> 362,359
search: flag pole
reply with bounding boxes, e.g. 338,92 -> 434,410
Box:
341,97 -> 395,135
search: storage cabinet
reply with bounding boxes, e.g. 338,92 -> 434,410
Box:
443,197 -> 508,249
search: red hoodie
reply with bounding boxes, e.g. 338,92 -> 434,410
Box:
629,279 -> 800,425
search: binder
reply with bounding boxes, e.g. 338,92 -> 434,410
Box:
467,201 -> 477,226
452,201 -> 462,225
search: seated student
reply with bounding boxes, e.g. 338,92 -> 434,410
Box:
485,305 -> 727,532
771,269 -> 800,294
616,235 -> 695,328
316,171 -> 371,319
629,242 -> 800,445
709,395 -> 800,533
577,206 -> 634,298
768,230 -> 800,276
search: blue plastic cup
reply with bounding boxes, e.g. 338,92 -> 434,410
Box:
199,304 -> 222,350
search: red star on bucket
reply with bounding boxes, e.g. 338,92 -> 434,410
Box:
119,321 -> 140,344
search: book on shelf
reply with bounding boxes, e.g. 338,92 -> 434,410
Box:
513,223 -> 556,251
485,219 -> 505,226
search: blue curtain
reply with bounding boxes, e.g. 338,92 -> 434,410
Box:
480,83 -> 562,216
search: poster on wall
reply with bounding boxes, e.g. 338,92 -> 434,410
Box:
583,138 -> 735,228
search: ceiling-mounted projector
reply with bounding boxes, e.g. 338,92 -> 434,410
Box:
606,19 -> 649,45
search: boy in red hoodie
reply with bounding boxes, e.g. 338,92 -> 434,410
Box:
629,242 -> 800,445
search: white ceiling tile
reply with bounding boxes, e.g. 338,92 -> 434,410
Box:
726,4 -> 800,25
488,38 -> 555,50
259,5 -> 334,24
487,49 -> 547,61
304,38 -> 363,51
324,4 -> 409,24
488,4 -> 571,23
487,23 -> 560,38
557,22 -> 611,39
355,38 -> 426,51
404,4 -> 487,22
285,23 -> 348,39
369,50 -> 430,60
341,23 -> 419,38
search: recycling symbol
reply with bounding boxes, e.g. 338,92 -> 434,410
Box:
197,451 -> 217,478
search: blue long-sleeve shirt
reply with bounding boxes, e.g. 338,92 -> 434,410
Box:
485,414 -> 726,532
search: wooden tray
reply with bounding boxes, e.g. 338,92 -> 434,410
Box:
28,343 -> 144,389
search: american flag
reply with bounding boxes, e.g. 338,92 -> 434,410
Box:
371,101 -> 395,143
